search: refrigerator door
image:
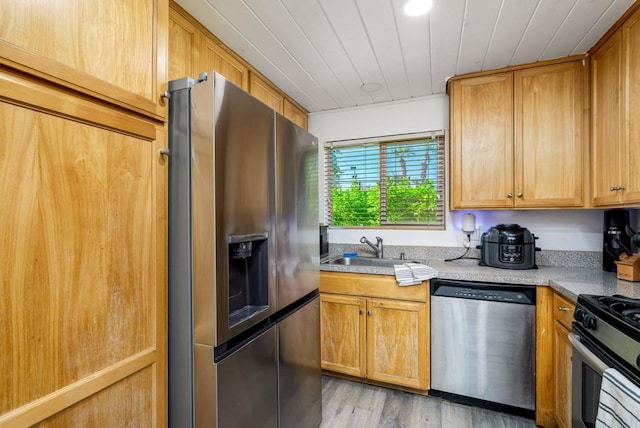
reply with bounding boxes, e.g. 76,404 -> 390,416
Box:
190,72 -> 277,346
278,295 -> 322,428
275,114 -> 319,310
216,326 -> 278,428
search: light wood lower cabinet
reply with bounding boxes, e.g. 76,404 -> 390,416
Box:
320,272 -> 429,391
553,293 -> 576,428
536,287 -> 576,428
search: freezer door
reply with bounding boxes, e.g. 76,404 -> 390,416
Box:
275,114 -> 319,309
215,327 -> 278,428
278,295 -> 322,428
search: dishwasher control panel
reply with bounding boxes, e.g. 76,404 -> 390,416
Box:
430,280 -> 536,305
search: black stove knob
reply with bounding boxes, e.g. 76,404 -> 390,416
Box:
582,314 -> 597,330
574,308 -> 585,322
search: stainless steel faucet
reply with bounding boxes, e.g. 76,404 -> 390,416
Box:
360,236 -> 384,258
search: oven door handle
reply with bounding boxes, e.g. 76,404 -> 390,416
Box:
568,333 -> 610,376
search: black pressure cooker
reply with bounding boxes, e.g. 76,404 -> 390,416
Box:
477,224 -> 540,269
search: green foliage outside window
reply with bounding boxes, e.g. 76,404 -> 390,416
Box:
331,177 -> 439,226
326,136 -> 444,228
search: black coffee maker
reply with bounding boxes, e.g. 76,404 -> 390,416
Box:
603,209 -> 632,272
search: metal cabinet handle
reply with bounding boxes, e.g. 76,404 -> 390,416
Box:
518,192 -> 523,198
159,147 -> 171,157
507,193 -> 513,198
367,310 -> 372,316
557,306 -> 571,312
359,309 -> 364,315
610,186 -> 627,191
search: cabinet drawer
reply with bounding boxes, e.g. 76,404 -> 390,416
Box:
320,272 -> 427,302
553,293 -> 576,330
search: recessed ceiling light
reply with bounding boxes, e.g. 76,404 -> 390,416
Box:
361,82 -> 382,93
404,0 -> 433,17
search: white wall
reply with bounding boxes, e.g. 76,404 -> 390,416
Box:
309,95 -> 632,252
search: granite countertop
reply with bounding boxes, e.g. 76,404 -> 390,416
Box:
320,251 -> 640,301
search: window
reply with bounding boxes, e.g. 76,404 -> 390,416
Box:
324,132 -> 445,228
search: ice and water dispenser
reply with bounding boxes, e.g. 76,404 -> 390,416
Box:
227,233 -> 270,327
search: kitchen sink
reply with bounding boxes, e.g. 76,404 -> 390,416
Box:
322,256 -> 418,268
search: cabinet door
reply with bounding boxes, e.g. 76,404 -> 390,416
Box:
250,73 -> 284,113
366,299 -> 428,390
592,30 -> 624,206
320,294 -> 366,377
553,322 -> 572,428
450,74 -> 514,209
169,8 -> 200,81
201,38 -> 249,90
515,62 -> 585,207
0,0 -> 167,120
284,99 -> 308,130
622,8 -> 640,203
0,69 -> 167,426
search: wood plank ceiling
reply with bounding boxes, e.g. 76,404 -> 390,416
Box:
175,0 -> 635,112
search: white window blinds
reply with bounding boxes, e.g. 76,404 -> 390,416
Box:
324,133 -> 445,228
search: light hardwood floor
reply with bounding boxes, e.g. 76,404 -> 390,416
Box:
320,376 -> 536,428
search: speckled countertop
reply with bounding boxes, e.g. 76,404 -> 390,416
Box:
321,244 -> 640,301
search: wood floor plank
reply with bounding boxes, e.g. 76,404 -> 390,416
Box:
320,376 -> 536,428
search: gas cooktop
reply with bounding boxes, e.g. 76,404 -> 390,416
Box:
576,294 -> 640,341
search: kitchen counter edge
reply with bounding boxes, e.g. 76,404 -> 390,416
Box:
320,258 -> 640,301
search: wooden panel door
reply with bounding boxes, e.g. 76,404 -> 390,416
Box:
622,8 -> 640,204
320,294 -> 366,377
250,73 -> 284,113
0,69 -> 167,426
284,99 -> 308,130
553,322 -> 572,428
169,8 -> 200,81
591,30 -> 624,206
0,0 -> 168,120
515,61 -> 585,207
450,74 -> 514,209
366,299 -> 428,390
201,38 -> 249,90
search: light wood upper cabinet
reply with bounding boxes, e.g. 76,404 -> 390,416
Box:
592,7 -> 640,206
169,10 -> 200,81
450,59 -> 586,209
450,73 -> 514,208
201,38 -> 249,90
284,99 -> 309,130
514,61 -> 585,207
320,272 -> 429,391
250,73 -> 285,113
592,30 -> 625,206
168,2 -> 308,128
624,9 -> 640,204
0,0 -> 168,120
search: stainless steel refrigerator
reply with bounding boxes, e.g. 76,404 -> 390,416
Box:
167,72 -> 321,428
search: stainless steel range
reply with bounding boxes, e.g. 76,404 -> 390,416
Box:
569,294 -> 640,427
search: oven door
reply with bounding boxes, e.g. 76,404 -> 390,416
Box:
568,332 -> 610,428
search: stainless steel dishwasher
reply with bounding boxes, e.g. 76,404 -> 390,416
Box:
430,279 -> 536,418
